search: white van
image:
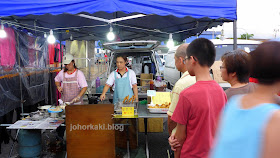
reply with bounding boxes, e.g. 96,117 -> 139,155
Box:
164,39 -> 262,89
163,45 -> 180,88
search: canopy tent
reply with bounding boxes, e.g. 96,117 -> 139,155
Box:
0,0 -> 237,42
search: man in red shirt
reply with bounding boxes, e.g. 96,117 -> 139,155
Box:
169,38 -> 227,158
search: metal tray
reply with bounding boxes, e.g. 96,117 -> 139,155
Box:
147,108 -> 168,113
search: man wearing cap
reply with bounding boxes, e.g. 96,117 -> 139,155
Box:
55,54 -> 88,104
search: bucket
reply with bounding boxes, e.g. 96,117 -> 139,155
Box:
18,129 -> 42,158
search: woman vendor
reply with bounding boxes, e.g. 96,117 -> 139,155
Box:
100,55 -> 139,149
100,55 -> 138,103
55,54 -> 88,104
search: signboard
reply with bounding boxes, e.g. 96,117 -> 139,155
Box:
66,104 -> 115,158
122,107 -> 134,116
151,92 -> 171,105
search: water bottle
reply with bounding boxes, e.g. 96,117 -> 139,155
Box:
144,65 -> 149,74
96,77 -> 100,88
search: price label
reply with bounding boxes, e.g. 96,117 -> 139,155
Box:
147,90 -> 156,96
122,107 -> 135,116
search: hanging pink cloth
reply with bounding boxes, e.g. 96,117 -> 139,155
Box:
0,27 -> 16,67
48,44 -> 55,64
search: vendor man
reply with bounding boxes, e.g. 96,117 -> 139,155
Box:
167,44 -> 196,135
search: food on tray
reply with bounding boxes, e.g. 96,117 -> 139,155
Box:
38,105 -> 51,110
148,102 -> 171,109
128,97 -> 133,103
123,95 -> 129,103
123,95 -> 136,103
51,106 -> 62,111
131,95 -> 136,103
60,105 -> 66,110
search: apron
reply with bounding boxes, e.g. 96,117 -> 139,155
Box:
62,70 -> 83,104
113,70 -> 134,104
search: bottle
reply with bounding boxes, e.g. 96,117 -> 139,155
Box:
150,80 -> 154,90
96,77 -> 100,88
144,65 -> 149,74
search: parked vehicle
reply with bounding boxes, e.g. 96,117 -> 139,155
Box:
103,41 -> 164,83
164,39 -> 262,89
163,45 -> 180,89
211,39 -> 261,60
158,54 -> 167,65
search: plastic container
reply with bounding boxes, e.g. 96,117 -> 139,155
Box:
144,65 -> 149,74
96,77 -> 100,88
18,130 -> 42,158
156,76 -> 162,81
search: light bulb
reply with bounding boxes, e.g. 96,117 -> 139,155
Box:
167,33 -> 174,49
47,29 -> 56,44
0,30 -> 7,38
0,24 -> 7,38
107,32 -> 115,41
167,40 -> 174,49
107,26 -> 115,41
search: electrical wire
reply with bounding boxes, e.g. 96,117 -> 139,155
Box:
1,19 -> 207,39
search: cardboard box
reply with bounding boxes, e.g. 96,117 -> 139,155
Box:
138,118 -> 163,132
141,79 -> 151,87
140,74 -> 153,86
140,86 -> 150,93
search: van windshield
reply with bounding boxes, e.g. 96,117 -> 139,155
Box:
215,44 -> 259,60
110,52 -> 158,76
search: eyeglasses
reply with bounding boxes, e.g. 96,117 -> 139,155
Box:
182,57 -> 190,64
183,56 -> 197,63
220,66 -> 225,69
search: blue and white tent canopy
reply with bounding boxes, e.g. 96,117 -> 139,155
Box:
0,0 -> 237,41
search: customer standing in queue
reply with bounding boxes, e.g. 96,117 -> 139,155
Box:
220,49 -> 256,100
100,55 -> 138,103
169,38 -> 227,158
210,41 -> 280,158
167,43 -> 196,136
55,54 -> 88,104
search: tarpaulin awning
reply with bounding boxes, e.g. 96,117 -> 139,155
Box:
0,0 -> 237,41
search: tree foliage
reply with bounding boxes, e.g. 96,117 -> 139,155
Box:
240,33 -> 254,39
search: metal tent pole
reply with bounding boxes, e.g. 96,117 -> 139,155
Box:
233,20 -> 237,50
16,31 -> 24,116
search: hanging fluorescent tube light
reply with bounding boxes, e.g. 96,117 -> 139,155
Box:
167,33 -> 174,49
47,29 -> 56,44
107,26 -> 115,41
0,24 -> 7,38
